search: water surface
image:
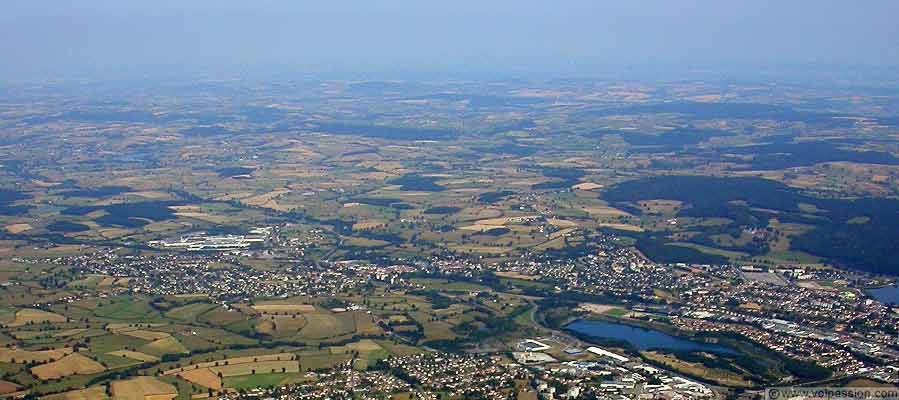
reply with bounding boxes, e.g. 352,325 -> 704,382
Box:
869,284 -> 899,305
566,319 -> 737,354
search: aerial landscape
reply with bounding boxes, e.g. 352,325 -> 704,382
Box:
1,1 -> 899,399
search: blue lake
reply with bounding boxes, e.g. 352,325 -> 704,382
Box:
566,319 -> 738,354
868,284 -> 899,305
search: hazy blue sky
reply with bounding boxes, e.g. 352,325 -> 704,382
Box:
2,0 -> 898,80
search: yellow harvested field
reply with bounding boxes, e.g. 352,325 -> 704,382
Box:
0,347 -> 73,363
547,218 -> 578,228
5,223 -> 32,234
110,376 -> 177,400
31,353 -> 106,380
571,182 -> 603,190
474,215 -> 539,226
140,336 -> 188,355
41,386 -> 109,400
338,339 -> 382,353
581,205 -> 632,217
549,227 -> 577,240
351,221 -> 387,231
119,329 -> 171,341
353,314 -> 383,336
8,309 -> 67,327
251,304 -> 315,314
241,189 -> 290,208
83,210 -> 108,219
0,380 -> 19,395
10,331 -> 45,340
107,350 -> 160,362
98,228 -> 132,239
171,359 -> 299,389
176,368 -> 222,390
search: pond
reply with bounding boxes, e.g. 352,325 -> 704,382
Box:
868,284 -> 899,305
566,319 -> 738,354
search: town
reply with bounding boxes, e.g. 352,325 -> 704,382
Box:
2,226 -> 896,399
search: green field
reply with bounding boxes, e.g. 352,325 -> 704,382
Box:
164,302 -> 218,322
223,372 -> 305,389
410,278 -> 491,292
89,334 -> 151,354
297,313 -> 355,340
94,298 -> 158,320
667,242 -> 749,259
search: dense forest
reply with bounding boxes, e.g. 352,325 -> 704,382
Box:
603,175 -> 899,275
